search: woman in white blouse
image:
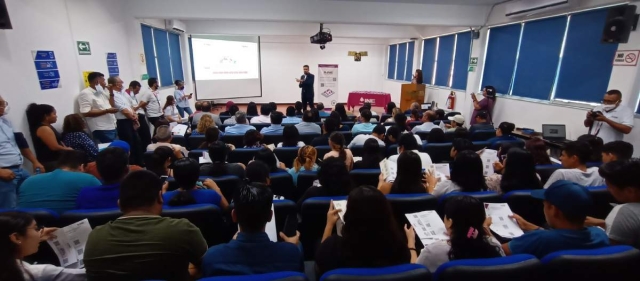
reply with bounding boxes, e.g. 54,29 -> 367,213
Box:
1,212 -> 85,281
162,95 -> 183,123
426,150 -> 489,197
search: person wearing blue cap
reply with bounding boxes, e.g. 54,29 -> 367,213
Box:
502,180 -> 609,258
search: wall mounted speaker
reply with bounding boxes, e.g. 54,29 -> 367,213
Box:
602,5 -> 638,44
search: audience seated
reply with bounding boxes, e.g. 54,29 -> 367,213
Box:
352,110 -> 376,134
411,110 -> 438,133
200,141 -> 245,179
1,212 -> 86,280
163,158 -> 228,209
283,106 -> 302,124
384,126 -> 401,147
451,138 -> 474,159
251,104 -> 273,124
361,102 -> 378,116
246,102 -> 259,116
469,111 -> 493,133
379,151 -> 427,195
393,112 -> 411,132
544,141 -> 605,188
525,138 -> 553,165
409,109 -> 421,122
577,134 -> 604,163
226,111 -> 257,135
191,101 -> 203,117
220,101 -> 234,116
312,117 -> 340,146
316,186 -> 412,276
261,111 -> 285,134
388,133 -> 432,168
163,96 -> 183,123
601,140 -> 634,163
287,145 -> 318,186
86,140 -> 143,180
222,105 -> 240,125
428,150 -> 488,196
76,147 -> 130,209
317,102 -> 330,117
198,127 -> 223,149
333,103 -> 351,122
244,129 -> 264,148
324,132 -> 354,170
503,180 -> 609,258
435,109 -> 446,121
348,124 -> 385,148
353,139 -> 384,169
454,127 -> 469,139
147,146 -> 181,178
294,101 -> 304,115
416,196 -> 503,272
18,150 -> 101,214
295,110 -> 322,134
25,103 -> 70,172
486,122 -> 517,149
279,126 -> 304,148
385,102 -> 397,115
487,148 -> 542,194
192,101 -> 222,127
84,170 -> 208,280
254,148 -> 287,173
310,108 -> 321,122
192,114 -> 215,135
147,125 -> 189,156
330,111 -> 351,131
447,115 -> 465,132
427,128 -> 446,143
404,102 -> 420,115
62,113 -> 99,162
297,157 -> 352,208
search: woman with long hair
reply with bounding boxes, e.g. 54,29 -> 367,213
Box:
470,85 -> 496,125
416,196 -> 503,272
297,157 -> 352,208
316,186 -> 414,276
354,138 -> 383,169
0,212 -> 85,281
427,128 -> 446,143
294,101 -> 304,115
192,114 -> 214,135
385,102 -> 397,115
200,141 -> 245,179
410,109 -> 421,122
412,69 -> 423,84
243,129 -> 263,148
26,103 -> 71,171
147,146 -> 180,179
253,147 -> 287,173
324,132 -> 353,170
525,138 -> 552,165
279,126 -> 304,148
287,145 -> 318,186
163,158 -> 228,209
163,95 -> 182,123
378,151 -> 427,194
62,113 -> 99,162
246,102 -> 259,116
198,127 -> 222,149
488,148 -> 542,194
329,112 -> 350,131
428,150 -> 488,196
333,103 -> 350,122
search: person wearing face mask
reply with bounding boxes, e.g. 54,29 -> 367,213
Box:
296,65 -> 315,111
112,76 -> 144,166
173,80 -> 193,117
584,89 -> 634,144
470,86 -> 496,126
77,72 -> 119,143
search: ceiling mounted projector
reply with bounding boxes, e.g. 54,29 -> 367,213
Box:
311,23 -> 332,49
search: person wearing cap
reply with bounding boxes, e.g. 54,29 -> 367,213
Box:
469,111 -> 494,133
84,140 -> 143,180
76,146 -> 132,209
411,110 -> 438,133
503,180 -> 609,258
470,85 -> 496,125
348,124 -> 386,148
146,125 -> 189,157
544,141 -> 605,189
446,115 -> 465,132
486,122 -> 517,149
225,111 -> 257,135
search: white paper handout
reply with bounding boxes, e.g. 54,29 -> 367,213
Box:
265,204 -> 277,242
199,151 -> 212,164
97,143 -> 110,151
353,156 -> 362,163
479,149 -> 499,176
484,203 -> 524,239
46,219 -> 93,268
379,159 -> 398,182
171,124 -> 188,136
439,121 -> 447,130
405,211 -> 449,246
332,200 -> 348,222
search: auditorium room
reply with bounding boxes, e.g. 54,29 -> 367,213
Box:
2,0 -> 640,280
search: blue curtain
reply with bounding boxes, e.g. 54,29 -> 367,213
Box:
396,43 -> 407,80
152,29 -> 173,87
140,25 -> 158,80
404,41 -> 415,82
387,45 -> 397,79
482,24 -> 522,94
451,32 -> 472,90
512,16 -> 567,100
435,35 -> 455,87
168,32 -> 184,82
555,9 -> 618,103
421,38 -> 437,85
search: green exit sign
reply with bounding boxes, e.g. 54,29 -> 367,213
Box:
77,41 -> 91,55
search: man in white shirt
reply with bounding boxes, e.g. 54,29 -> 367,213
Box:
388,133 -> 433,168
544,141 -> 605,188
250,104 -> 272,124
295,110 -> 321,134
111,76 -> 143,166
584,90 -> 634,143
411,110 -> 438,133
76,72 -> 118,143
137,78 -> 164,136
348,124 -> 385,148
125,81 -> 152,148
173,80 -> 193,117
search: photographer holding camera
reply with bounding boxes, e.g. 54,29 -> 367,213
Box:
584,90 -> 634,144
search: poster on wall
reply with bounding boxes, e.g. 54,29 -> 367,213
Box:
32,50 -> 61,90
613,50 -> 640,66
106,53 -> 119,76
317,64 -> 339,108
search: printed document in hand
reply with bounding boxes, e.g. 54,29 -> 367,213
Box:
46,219 -> 93,268
379,159 -> 397,182
430,163 -> 450,182
171,124 -> 188,136
405,211 -> 449,246
332,200 -> 348,222
199,151 -> 212,164
97,143 -> 110,151
266,204 -> 277,242
484,203 -> 524,238
353,156 -> 362,162
439,121 -> 447,130
479,149 -> 499,176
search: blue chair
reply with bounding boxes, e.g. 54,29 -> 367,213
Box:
264,133 -> 284,145
408,121 -> 422,129
162,204 -> 230,246
383,122 -> 395,127
296,171 -> 318,201
300,196 -> 348,260
300,133 -> 321,145
380,114 -> 393,123
199,175 -> 242,202
228,148 -> 261,165
434,254 -> 541,281
143,151 -> 155,166
189,149 -> 207,161
221,134 -> 246,148
220,115 -> 232,123
387,193 -> 438,229
275,147 -> 300,168
470,130 -> 496,141
425,143 -> 453,163
350,169 -> 380,188
60,208 -> 122,227
415,131 -> 430,142
349,144 -> 386,158
253,123 -> 271,132
587,186 -> 615,219
320,264 -> 430,281
445,112 -> 461,118
443,131 -> 456,142
188,135 -> 207,150
503,190 -> 545,227
270,172 -> 295,200
471,141 -> 491,152
315,146 -> 332,159
387,144 -> 398,157
341,132 -> 353,144
171,135 -> 188,147
199,271 -> 307,281
541,246 -> 640,281
0,208 -> 60,227
535,164 -> 562,186
220,124 -> 232,132
494,139 -> 525,149
437,191 -> 502,217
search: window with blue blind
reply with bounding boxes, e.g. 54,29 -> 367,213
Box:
421,38 -> 437,85
435,35 -> 455,87
387,45 -> 397,79
404,41 -> 415,81
554,9 -> 618,103
451,32 -> 472,90
511,16 -> 567,100
482,24 -> 522,95
396,43 -> 407,80
140,24 -> 185,87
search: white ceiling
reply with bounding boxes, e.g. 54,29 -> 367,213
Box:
322,0 -> 505,5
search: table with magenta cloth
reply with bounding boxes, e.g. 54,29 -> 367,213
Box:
346,91 -> 392,110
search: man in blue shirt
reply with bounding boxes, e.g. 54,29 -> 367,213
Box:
351,110 -> 376,134
282,106 -> 302,124
261,111 -> 285,134
469,111 -> 494,133
173,80 -> 193,117
225,111 -> 257,135
486,122 -> 518,149
503,180 -> 609,259
411,110 -> 439,133
77,147 -> 130,209
202,183 -> 302,277
19,150 -> 101,213
295,110 -> 321,134
316,102 -> 330,118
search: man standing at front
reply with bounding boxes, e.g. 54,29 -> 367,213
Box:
77,72 -> 118,143
296,65 -> 315,111
174,80 -> 193,117
584,90 -> 634,143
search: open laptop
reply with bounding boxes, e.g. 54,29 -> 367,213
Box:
542,124 -> 566,141
421,102 -> 435,112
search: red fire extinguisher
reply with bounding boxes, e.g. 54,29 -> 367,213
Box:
446,91 -> 456,110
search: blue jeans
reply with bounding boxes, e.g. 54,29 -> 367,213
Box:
176,106 -> 193,118
0,167 -> 30,209
92,129 -> 117,144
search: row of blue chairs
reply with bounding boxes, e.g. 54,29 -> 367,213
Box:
197,245 -> 640,281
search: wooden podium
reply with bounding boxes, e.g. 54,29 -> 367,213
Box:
400,84 -> 426,111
